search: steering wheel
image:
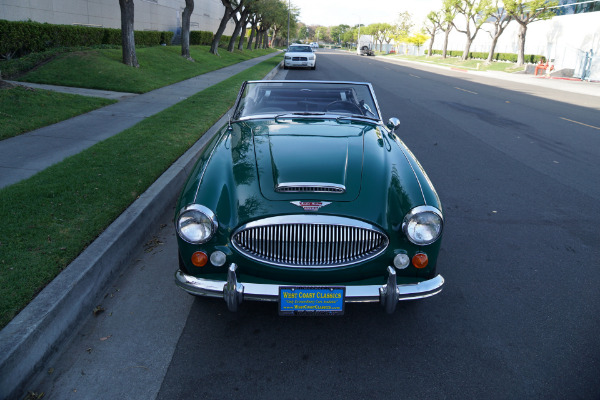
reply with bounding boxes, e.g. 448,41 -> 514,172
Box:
324,100 -> 363,115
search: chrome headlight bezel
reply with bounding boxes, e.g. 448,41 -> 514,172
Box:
176,205 -> 218,244
402,206 -> 443,246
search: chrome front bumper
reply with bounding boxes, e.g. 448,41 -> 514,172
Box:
284,60 -> 316,68
175,264 -> 444,314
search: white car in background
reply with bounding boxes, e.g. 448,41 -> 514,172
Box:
284,44 -> 316,70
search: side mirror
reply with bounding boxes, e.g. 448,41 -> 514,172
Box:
387,117 -> 400,133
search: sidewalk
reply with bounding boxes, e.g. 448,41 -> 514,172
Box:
0,51 -> 281,189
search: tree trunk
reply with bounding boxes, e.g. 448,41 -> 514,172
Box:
181,0 -> 194,60
119,0 -> 139,67
227,13 -> 240,52
486,34 -> 501,63
442,26 -> 451,58
259,30 -> 266,48
516,23 -> 527,66
237,13 -> 249,51
255,29 -> 262,49
427,32 -> 436,57
247,20 -> 257,50
210,4 -> 233,55
234,9 -> 250,51
462,37 -> 472,60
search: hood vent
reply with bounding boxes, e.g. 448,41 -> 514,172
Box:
275,182 -> 345,194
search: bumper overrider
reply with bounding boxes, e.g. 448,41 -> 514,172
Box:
175,264 -> 444,314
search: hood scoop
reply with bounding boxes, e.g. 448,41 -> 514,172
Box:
252,123 -> 365,202
275,182 -> 346,194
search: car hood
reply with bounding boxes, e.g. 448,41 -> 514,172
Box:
252,120 -> 363,201
180,118 -> 438,233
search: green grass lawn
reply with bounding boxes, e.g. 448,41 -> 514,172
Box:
0,45 -> 275,140
0,86 -> 116,140
15,46 -> 277,93
382,54 -> 525,73
0,50 -> 283,328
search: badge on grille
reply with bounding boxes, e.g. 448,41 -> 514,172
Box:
291,201 -> 331,211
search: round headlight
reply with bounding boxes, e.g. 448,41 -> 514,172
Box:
402,206 -> 443,246
176,205 -> 218,244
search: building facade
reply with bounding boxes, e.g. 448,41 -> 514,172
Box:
430,1 -> 600,79
0,0 -> 234,36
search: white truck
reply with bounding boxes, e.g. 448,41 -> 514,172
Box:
357,35 -> 375,56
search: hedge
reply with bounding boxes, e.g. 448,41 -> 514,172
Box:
189,31 -> 249,48
0,19 -> 173,59
428,49 -> 545,64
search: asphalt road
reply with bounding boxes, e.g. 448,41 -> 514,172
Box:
32,49 -> 600,399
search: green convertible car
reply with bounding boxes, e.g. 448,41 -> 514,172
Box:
174,80 -> 444,315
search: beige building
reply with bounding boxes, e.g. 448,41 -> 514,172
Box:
0,0 -> 235,36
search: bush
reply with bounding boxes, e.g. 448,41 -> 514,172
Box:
189,30 -> 214,45
429,49 -> 544,64
0,19 -> 173,59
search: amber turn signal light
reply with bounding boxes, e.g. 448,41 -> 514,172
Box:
412,253 -> 428,269
191,251 -> 208,267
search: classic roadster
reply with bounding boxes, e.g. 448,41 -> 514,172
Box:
174,80 -> 444,315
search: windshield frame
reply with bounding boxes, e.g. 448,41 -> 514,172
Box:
232,80 -> 384,123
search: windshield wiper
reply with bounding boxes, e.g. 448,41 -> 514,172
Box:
275,112 -> 325,122
336,114 -> 380,123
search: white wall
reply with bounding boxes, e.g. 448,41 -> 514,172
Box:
0,0 -> 235,35
431,11 -> 600,70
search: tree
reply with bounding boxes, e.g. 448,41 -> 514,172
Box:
382,24 -> 396,52
315,26 -> 329,43
449,0 -> 495,60
181,0 -> 194,60
484,0 -> 512,63
269,1 -> 297,47
366,23 -> 386,52
119,0 -> 139,67
504,0 -> 558,66
211,0 -> 245,55
395,11 -> 414,40
342,27 -> 358,48
228,2 -> 252,52
425,10 -> 443,57
247,14 -> 260,49
408,31 -> 430,53
237,8 -> 253,50
440,0 -> 458,58
391,12 -> 413,50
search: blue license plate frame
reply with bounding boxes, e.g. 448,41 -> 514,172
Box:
279,286 -> 345,316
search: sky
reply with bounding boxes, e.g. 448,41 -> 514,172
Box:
296,0 -> 443,29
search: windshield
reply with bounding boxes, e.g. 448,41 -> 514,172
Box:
233,81 -> 381,120
288,45 -> 312,52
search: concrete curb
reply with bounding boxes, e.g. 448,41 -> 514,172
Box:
0,60 -> 282,400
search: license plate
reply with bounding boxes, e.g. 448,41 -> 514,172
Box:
279,286 -> 345,316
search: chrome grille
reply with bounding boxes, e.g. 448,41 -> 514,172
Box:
292,57 -> 308,61
231,216 -> 388,268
